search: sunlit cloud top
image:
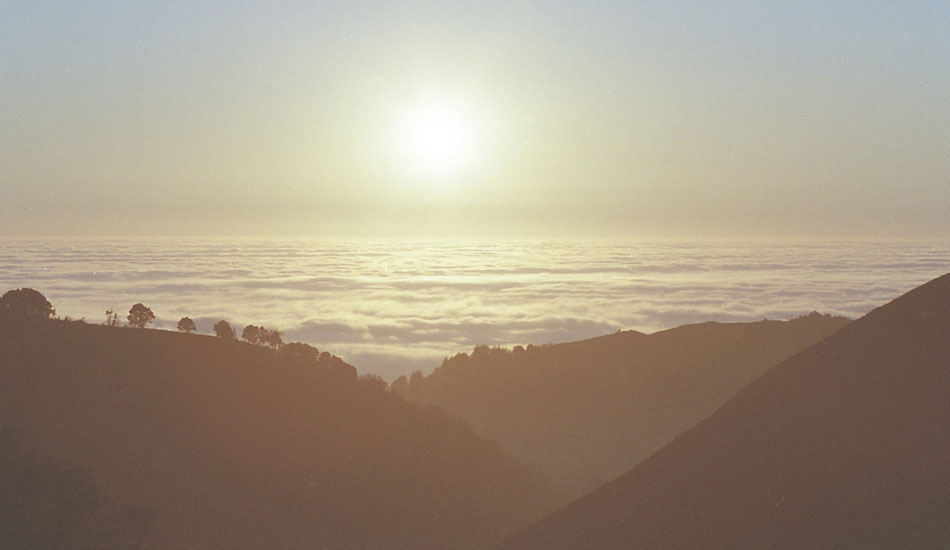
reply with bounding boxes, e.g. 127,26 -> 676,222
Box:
3,238 -> 947,379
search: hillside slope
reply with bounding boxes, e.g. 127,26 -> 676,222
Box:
401,313 -> 849,494
501,274 -> 950,549
0,320 -> 559,549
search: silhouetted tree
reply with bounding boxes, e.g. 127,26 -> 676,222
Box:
0,288 -> 54,319
281,341 -> 319,359
360,373 -> 388,391
279,342 -> 321,367
241,325 -> 282,348
472,345 -> 490,362
242,324 -> 261,344
407,370 -> 425,400
176,317 -> 196,333
390,375 -> 409,396
260,328 -> 283,348
127,304 -> 155,328
105,309 -> 120,327
213,320 -> 235,339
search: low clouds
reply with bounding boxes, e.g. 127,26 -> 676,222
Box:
3,239 -> 947,380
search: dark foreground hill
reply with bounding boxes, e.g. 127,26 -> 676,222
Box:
399,313 -> 849,496
0,320 -> 559,549
500,273 -> 950,549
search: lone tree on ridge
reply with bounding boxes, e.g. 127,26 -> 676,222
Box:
127,303 -> 155,328
213,320 -> 236,339
177,317 -> 197,333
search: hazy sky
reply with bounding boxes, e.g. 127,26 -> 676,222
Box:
2,1 -> 948,239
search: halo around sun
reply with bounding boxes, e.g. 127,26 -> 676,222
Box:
398,99 -> 479,177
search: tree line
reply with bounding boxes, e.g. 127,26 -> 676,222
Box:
1,288 -> 283,348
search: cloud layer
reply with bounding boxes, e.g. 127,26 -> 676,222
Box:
3,238 -> 947,379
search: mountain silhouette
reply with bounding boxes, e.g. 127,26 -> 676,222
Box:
499,274 -> 950,549
401,313 -> 849,495
0,320 -> 558,549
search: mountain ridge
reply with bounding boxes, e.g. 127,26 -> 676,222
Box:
400,312 -> 850,495
0,318 -> 559,549
500,273 -> 950,549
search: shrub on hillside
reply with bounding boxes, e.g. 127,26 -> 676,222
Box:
0,288 -> 54,320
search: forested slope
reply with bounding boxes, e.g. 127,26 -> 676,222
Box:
0,319 -> 558,549
401,313 -> 849,494
502,274 -> 950,549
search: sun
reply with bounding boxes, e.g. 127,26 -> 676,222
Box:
400,100 -> 478,175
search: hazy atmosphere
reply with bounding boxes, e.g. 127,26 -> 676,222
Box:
3,3 -> 948,549
3,1 -> 948,238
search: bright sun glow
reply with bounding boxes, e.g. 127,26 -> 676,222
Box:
400,100 -> 478,176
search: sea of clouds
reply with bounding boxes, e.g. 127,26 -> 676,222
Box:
2,238 -> 947,380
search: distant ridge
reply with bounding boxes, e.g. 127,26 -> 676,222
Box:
401,313 -> 849,496
500,274 -> 950,549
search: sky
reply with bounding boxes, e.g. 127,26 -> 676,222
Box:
2,1 -> 948,239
